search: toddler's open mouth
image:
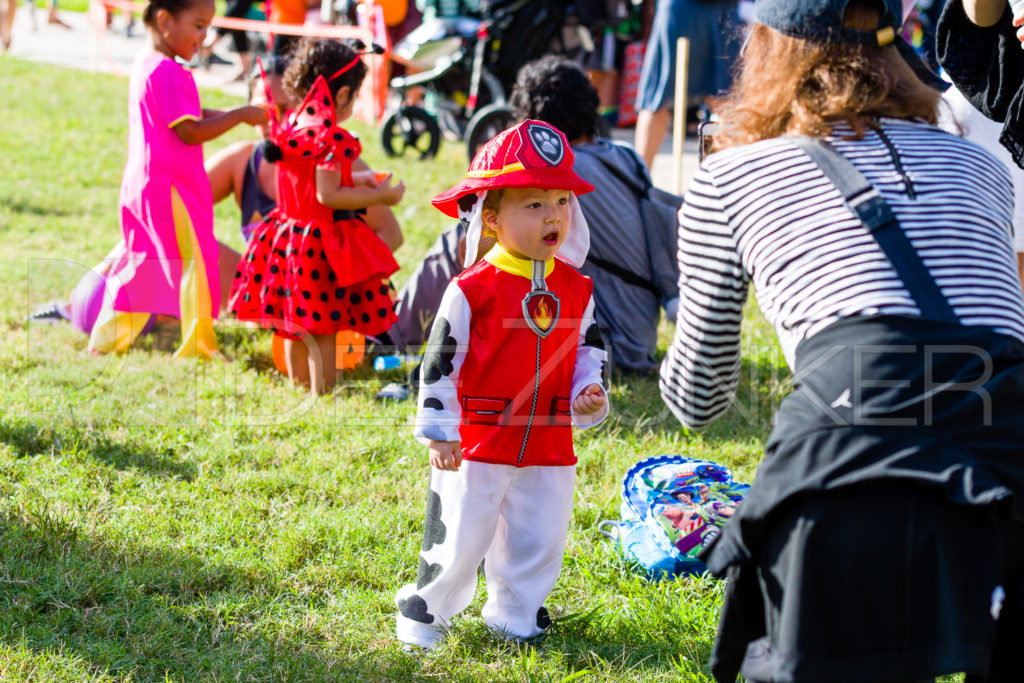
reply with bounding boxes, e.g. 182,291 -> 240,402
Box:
542,231 -> 559,245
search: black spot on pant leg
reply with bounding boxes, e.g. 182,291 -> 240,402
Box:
416,556 -> 443,589
397,594 -> 434,624
423,397 -> 444,411
536,606 -> 551,630
421,489 -> 446,552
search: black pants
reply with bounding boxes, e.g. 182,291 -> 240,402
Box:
735,483 -> 1024,682
215,0 -> 256,53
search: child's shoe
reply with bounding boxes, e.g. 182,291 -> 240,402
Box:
28,301 -> 70,324
489,606 -> 553,644
375,382 -> 411,402
515,607 -> 553,644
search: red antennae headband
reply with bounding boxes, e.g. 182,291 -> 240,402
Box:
328,55 -> 362,82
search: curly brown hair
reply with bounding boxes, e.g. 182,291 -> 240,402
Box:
711,1 -> 940,151
283,38 -> 368,106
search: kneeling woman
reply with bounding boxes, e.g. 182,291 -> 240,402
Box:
659,0 -> 1024,680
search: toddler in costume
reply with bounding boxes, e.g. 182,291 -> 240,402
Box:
230,38 -> 405,394
395,120 -> 610,649
90,0 -> 266,358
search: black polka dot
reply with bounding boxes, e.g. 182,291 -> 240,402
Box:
265,305 -> 274,314
276,286 -> 284,296
365,290 -> 375,301
234,270 -> 241,278
288,140 -> 298,148
243,293 -> 251,302
254,273 -> 262,284
283,288 -> 292,297
259,233 -> 267,242
323,96 -> 330,107
319,250 -> 327,260
348,317 -> 356,326
335,287 -> 346,299
270,265 -> 279,274
312,311 -> 321,321
296,307 -> 307,317
302,290 -> 311,300
298,267 -> 303,276
320,292 -> 329,303
306,248 -> 315,258
302,150 -> 311,157
306,130 -> 315,137
344,149 -> 354,158
350,293 -> 361,304
361,313 -> 370,323
379,285 -> 389,295
330,311 -> 341,321
246,253 -> 255,262
378,307 -> 388,318
323,118 -> 332,127
327,271 -> 336,283
310,270 -> 320,281
333,132 -> 343,141
312,228 -> 322,238
306,106 -> 315,115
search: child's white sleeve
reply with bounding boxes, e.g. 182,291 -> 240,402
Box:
414,281 -> 471,445
571,294 -> 610,429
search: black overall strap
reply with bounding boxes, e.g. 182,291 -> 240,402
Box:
791,136 -> 959,324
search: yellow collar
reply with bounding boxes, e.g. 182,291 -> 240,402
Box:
484,245 -> 555,279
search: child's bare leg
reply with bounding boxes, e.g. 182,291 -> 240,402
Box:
310,333 -> 336,395
0,0 -> 16,50
283,336 -> 312,389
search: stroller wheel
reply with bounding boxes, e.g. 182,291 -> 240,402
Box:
380,106 -> 442,161
465,104 -> 516,163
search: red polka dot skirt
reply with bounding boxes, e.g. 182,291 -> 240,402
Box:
229,212 -> 399,340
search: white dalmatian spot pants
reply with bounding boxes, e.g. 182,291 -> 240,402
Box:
395,459 -> 576,649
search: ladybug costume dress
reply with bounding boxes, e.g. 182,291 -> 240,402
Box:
229,75 -> 398,339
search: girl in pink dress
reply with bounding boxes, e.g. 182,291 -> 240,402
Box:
88,0 -> 266,358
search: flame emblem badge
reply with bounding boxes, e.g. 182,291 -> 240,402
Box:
522,290 -> 560,338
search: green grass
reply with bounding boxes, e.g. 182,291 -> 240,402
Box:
44,0 -> 90,13
0,57 -> 940,682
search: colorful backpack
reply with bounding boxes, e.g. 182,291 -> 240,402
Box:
598,455 -> 749,579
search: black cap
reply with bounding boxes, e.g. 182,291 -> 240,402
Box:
753,0 -> 948,90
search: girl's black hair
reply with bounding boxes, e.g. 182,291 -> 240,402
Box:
509,56 -> 600,142
142,0 -> 197,27
283,38 -> 369,104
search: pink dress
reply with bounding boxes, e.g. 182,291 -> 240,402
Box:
107,52 -> 219,319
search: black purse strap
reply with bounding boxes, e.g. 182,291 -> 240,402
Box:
791,136 -> 959,325
581,142 -> 652,198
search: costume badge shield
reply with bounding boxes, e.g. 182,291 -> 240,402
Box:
522,290 -> 560,338
527,123 -> 565,166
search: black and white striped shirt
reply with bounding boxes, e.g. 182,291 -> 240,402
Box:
660,119 -> 1024,428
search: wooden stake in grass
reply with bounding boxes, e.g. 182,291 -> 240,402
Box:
672,36 -> 689,196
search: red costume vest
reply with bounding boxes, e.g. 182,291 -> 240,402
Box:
455,258 -> 593,467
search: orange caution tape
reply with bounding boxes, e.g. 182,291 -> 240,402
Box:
89,0 -> 390,121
